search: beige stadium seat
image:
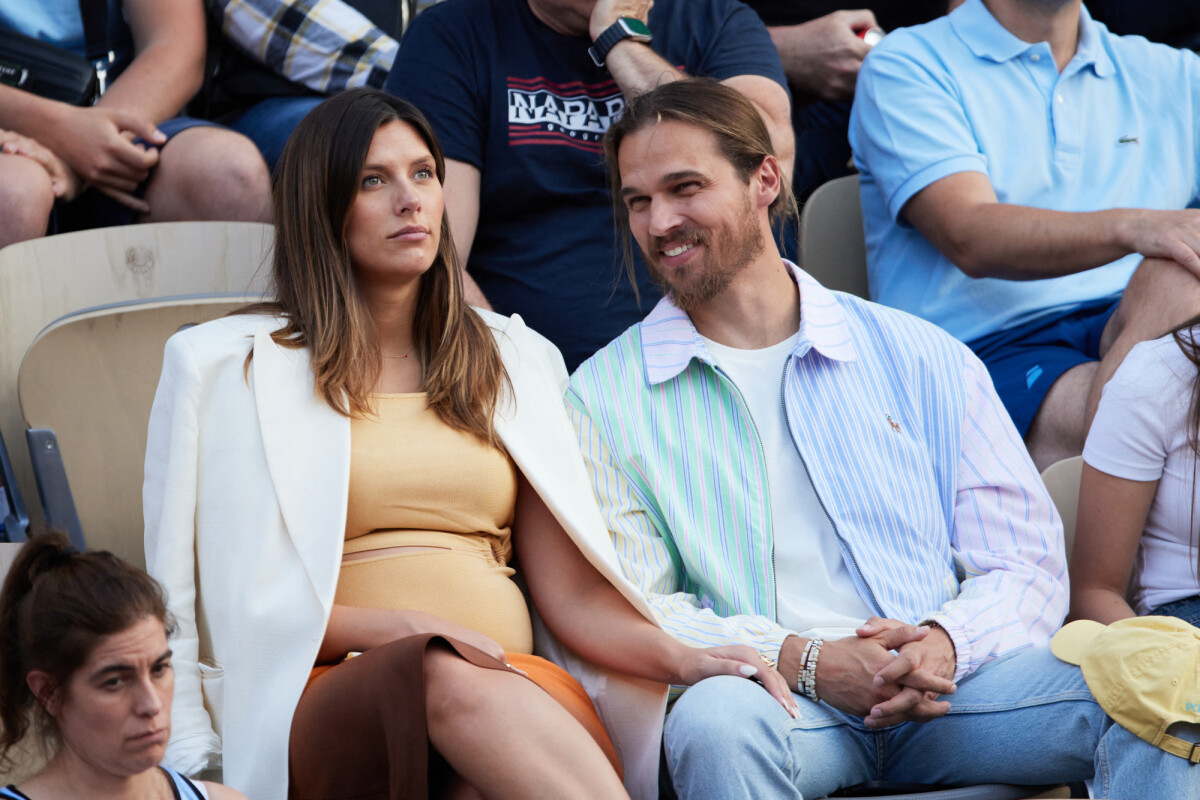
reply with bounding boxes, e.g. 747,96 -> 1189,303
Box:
1040,455 -> 1134,605
1040,456 -> 1084,558
799,174 -> 869,299
0,222 -> 272,567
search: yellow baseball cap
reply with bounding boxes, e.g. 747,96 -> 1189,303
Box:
1051,616 -> 1200,764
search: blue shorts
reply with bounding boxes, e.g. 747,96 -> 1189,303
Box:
966,298 -> 1121,436
52,116 -> 220,234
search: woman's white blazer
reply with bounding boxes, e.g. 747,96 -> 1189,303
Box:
144,310 -> 669,800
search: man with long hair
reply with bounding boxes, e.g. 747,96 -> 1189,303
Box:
569,79 -> 1199,798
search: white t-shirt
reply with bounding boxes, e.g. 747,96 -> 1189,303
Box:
700,334 -> 874,640
1084,333 -> 1200,614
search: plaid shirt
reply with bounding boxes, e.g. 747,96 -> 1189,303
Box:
212,0 -> 402,93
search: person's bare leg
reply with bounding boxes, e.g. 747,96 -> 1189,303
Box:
141,127 -> 270,224
1025,362 -> 1098,471
423,647 -> 628,800
0,154 -> 54,248
1087,257 -> 1200,427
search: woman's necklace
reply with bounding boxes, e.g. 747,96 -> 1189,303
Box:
380,352 -> 411,359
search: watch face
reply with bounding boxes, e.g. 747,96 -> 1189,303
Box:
618,17 -> 652,39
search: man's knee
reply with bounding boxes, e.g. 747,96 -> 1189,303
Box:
1025,361 -> 1097,468
148,127 -> 270,222
0,154 -> 55,247
665,676 -> 792,769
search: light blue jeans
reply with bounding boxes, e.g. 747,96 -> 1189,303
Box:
664,648 -> 1200,799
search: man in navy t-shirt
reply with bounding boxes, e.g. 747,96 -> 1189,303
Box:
387,0 -> 791,370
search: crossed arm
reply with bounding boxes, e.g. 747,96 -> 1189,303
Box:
903,171 -> 1200,280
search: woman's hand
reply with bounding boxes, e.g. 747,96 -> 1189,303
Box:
320,605 -> 509,665
677,645 -> 799,719
0,129 -> 80,199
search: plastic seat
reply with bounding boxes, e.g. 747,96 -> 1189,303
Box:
0,221 -> 272,567
799,174 -> 868,298
1040,456 -> 1084,556
18,298 -> 252,567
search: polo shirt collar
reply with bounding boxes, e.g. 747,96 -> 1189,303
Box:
951,0 -> 1113,78
640,259 -> 858,386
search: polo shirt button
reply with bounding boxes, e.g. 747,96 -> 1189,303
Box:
1030,53 -> 1040,62
1056,94 -> 1064,103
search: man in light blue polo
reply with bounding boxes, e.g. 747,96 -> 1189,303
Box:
849,0 -> 1200,470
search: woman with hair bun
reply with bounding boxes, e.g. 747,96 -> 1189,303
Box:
0,531 -> 244,800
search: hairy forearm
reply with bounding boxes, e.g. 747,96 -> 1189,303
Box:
0,85 -> 69,141
934,203 -> 1138,280
97,40 -> 204,122
767,26 -> 808,85
605,40 -> 685,96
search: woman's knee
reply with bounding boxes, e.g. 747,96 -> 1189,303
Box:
422,646 -> 502,725
0,154 -> 55,247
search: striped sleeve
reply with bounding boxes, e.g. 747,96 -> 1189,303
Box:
216,0 -> 398,94
567,401 -> 794,659
931,350 -> 1069,681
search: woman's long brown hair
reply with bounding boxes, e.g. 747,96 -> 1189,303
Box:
1169,313 -> 1200,582
245,88 -> 508,444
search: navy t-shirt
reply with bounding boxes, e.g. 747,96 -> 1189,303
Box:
389,0 -> 786,370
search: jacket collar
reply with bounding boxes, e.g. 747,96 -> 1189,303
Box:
950,0 -> 1113,78
641,259 -> 858,386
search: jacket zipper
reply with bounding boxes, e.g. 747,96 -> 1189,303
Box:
712,364 -> 779,622
778,362 -> 883,617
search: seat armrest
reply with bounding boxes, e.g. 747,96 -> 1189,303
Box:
25,428 -> 86,550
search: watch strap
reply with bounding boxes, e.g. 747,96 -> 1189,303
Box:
588,17 -> 652,68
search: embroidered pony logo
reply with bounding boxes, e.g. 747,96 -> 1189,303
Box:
886,414 -> 901,433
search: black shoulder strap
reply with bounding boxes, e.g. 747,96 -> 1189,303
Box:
77,0 -> 111,63
162,766 -> 208,800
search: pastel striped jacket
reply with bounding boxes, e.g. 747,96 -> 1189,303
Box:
567,263 -> 1067,680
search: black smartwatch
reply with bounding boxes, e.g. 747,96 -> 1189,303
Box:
588,17 -> 652,67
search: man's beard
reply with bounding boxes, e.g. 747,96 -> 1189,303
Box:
645,198 -> 765,312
